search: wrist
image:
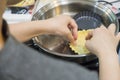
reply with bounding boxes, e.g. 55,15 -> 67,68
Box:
98,51 -> 119,61
33,20 -> 52,35
38,19 -> 57,35
98,51 -> 120,80
97,49 -> 117,57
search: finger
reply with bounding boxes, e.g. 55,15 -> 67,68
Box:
69,19 -> 78,40
66,31 -> 75,44
100,25 -> 106,29
108,24 -> 116,35
69,25 -> 78,40
116,32 -> 120,40
86,31 -> 93,40
85,39 -> 91,50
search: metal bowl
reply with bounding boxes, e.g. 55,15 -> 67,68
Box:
32,0 -> 119,64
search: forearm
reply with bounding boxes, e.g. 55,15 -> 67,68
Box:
9,20 -> 51,42
99,51 -> 120,80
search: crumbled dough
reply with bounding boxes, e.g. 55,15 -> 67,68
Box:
69,30 -> 90,54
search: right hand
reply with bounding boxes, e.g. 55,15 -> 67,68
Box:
85,24 -> 120,57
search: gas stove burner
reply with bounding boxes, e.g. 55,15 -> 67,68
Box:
73,11 -> 102,30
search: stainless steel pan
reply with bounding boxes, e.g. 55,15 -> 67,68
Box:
32,0 -> 119,64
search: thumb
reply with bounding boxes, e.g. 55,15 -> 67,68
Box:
108,24 -> 116,35
67,31 -> 75,44
116,32 -> 120,40
86,31 -> 93,40
85,39 -> 91,49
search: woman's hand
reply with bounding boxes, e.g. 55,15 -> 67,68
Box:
9,15 -> 78,43
45,15 -> 78,43
86,24 -> 120,80
85,24 -> 120,57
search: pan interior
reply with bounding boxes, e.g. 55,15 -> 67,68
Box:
32,0 -> 119,57
74,11 -> 102,30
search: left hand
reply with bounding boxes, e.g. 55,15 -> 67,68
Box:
45,15 -> 78,43
9,15 -> 78,43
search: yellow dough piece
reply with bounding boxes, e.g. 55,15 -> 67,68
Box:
69,30 -> 90,54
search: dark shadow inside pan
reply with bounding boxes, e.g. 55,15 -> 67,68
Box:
73,11 -> 102,30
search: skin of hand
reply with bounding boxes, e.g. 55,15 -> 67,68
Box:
9,15 -> 78,43
85,24 -> 120,57
85,24 -> 120,80
44,15 -> 78,43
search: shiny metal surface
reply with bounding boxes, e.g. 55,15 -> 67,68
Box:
32,0 -> 119,63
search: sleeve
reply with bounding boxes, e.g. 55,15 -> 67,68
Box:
0,41 -> 98,80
